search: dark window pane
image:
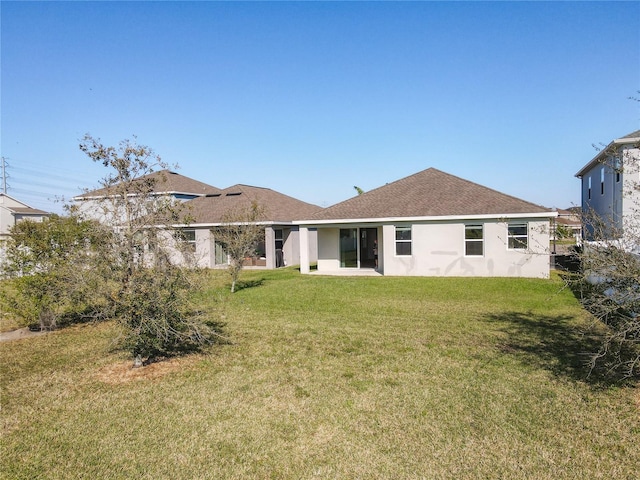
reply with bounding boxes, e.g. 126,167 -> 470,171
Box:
465,241 -> 483,256
508,237 -> 527,249
465,226 -> 483,240
508,225 -> 527,236
396,242 -> 412,256
395,228 -> 411,241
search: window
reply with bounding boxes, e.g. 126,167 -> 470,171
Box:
588,176 -> 591,200
507,223 -> 528,249
274,229 -> 284,251
214,240 -> 229,265
395,226 -> 412,256
274,229 -> 285,268
600,167 -> 605,195
176,229 -> 196,252
465,224 -> 483,256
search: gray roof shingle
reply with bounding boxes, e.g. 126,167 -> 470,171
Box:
9,207 -> 50,215
310,168 -> 551,221
75,170 -> 221,198
619,129 -> 640,140
186,184 -> 322,224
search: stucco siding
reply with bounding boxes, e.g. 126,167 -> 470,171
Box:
317,228 -> 341,271
622,146 -> 640,218
0,208 -> 14,236
316,219 -> 550,278
195,228 -> 214,268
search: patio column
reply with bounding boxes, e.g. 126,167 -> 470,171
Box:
264,226 -> 275,269
299,226 -> 310,274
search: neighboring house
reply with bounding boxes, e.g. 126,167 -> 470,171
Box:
297,168 -> 556,278
575,130 -> 640,253
0,193 -> 50,263
72,169 -> 222,222
553,208 -> 582,246
1,193 -> 50,239
74,171 -> 321,270
181,184 -> 321,269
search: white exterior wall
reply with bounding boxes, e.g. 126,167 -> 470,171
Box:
314,219 -> 551,279
621,146 -> 640,220
580,162 -> 620,235
195,228 -> 214,268
284,226 -> 317,268
580,145 -> 639,244
0,207 -> 14,236
317,228 -> 341,271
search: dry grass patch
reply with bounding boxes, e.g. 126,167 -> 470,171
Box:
95,355 -> 203,384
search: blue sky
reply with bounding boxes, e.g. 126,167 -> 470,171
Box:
2,1 -> 639,214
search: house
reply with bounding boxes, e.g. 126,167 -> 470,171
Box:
552,208 -> 582,251
73,169 -> 222,222
1,193 -> 50,240
180,184 -> 321,269
0,193 -> 50,263
74,171 -> 321,270
297,168 -> 556,278
575,130 -> 640,253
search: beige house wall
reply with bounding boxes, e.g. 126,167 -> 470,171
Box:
312,218 -> 551,279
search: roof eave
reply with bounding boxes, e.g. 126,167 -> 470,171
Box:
169,220 -> 295,228
575,136 -> 640,178
298,211 -> 556,226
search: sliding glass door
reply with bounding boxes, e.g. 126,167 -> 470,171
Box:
339,228 -> 358,267
340,227 -> 377,268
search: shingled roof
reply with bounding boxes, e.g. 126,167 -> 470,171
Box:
6,206 -> 50,216
0,193 -> 49,216
75,170 -> 221,199
186,184 -> 322,224
619,129 -> 640,140
310,168 -> 551,221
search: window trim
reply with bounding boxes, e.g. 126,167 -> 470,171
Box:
464,224 -> 484,256
507,223 -> 528,250
395,226 -> 412,256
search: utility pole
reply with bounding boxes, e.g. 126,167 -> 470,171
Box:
1,157 -> 7,194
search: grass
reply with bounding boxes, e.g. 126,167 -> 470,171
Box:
1,269 -> 638,479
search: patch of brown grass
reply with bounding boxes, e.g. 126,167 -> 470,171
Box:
95,355 -> 201,384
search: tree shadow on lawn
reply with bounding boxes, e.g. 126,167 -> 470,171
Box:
482,311 -> 630,388
233,278 -> 265,292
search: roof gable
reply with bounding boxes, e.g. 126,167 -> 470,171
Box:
311,168 -> 551,221
576,129 -> 640,177
186,184 -> 322,224
75,170 -> 221,199
0,193 -> 49,215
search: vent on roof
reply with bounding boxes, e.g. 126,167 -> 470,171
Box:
205,194 -> 221,198
225,192 -> 242,197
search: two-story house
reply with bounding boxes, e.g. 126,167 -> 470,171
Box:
575,130 -> 640,253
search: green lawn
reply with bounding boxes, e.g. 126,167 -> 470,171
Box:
1,269 -> 638,479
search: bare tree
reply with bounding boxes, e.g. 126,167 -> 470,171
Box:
572,128 -> 639,379
76,135 -> 221,364
214,200 -> 266,293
